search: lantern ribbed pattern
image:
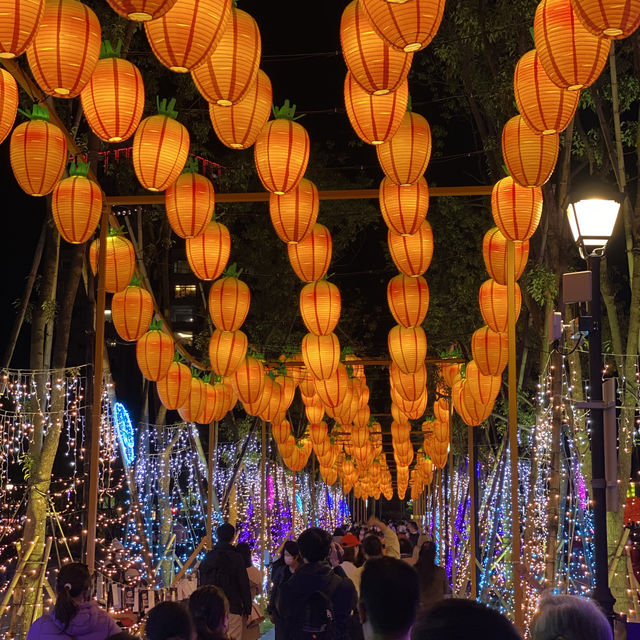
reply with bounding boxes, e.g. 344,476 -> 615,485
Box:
514,50 -> 580,135
391,421 -> 411,443
10,119 -> 66,196
465,360 -> 502,406
302,332 -> 341,380
232,356 -> 265,405
483,227 -> 529,285
243,375 -> 270,418
156,361 -> 191,410
272,420 -> 291,444
491,177 -> 543,242
0,69 -> 18,143
0,0 -> 44,58
471,326 -> 508,376
502,116 -> 559,188
387,274 -> 429,328
208,276 -> 250,332
479,279 -> 522,333
441,362 -> 462,388
269,178 -> 319,244
165,173 -> 215,239
111,285 -> 153,342
208,329 -> 248,377
388,220 -> 434,277
206,380 -> 235,422
314,364 -> 349,408
185,220 -> 231,280
178,377 -> 206,422
197,382 -> 226,424
210,70 -> 272,150
534,0 -> 610,91
300,280 -> 341,336
353,405 -> 370,429
340,0 -> 413,95
306,400 -> 325,424
360,0 -> 446,52
380,176 -> 429,235
136,329 -> 174,381
89,235 -> 136,294
394,389 -> 427,419
344,72 -> 408,145
462,384 -> 493,426
191,8 -> 261,106
571,0 -> 640,38
377,111 -> 432,186
390,362 -> 427,402
452,380 -> 473,425
288,224 -> 333,282
52,174 -> 102,244
133,114 -> 189,192
321,466 -> 338,486
145,0 -> 231,72
388,325 -> 427,374
254,118 -> 310,195
433,398 -> 450,423
106,0 -> 177,21
27,0 -> 101,98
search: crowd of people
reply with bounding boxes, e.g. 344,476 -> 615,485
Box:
26,518 -> 614,640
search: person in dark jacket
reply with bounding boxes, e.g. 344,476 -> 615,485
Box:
268,541 -> 300,640
199,523 -> 251,640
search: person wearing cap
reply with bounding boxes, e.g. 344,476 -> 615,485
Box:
340,533 -> 362,594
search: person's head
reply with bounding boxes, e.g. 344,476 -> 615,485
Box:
399,538 -> 414,557
359,557 -> 419,639
362,534 -> 383,559
189,586 -> 230,640
408,522 -> 419,534
297,527 -> 332,563
333,527 -> 346,537
55,562 -> 92,629
411,599 -> 521,640
341,533 -> 361,563
529,594 -> 612,640
216,523 -> 235,544
235,542 -> 253,569
145,601 -> 193,640
280,540 -> 300,566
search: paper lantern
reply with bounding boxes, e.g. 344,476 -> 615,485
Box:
191,8 -> 261,106
145,0 -> 231,72
440,361 -> 462,388
314,363 -> 349,408
306,399 -> 325,424
165,171 -> 215,239
479,279 -> 522,334
344,71 -> 408,145
89,234 -> 136,294
354,403 -> 371,429
136,327 -> 174,381
483,227 -> 529,285
208,276 -> 251,332
27,0 -> 100,98
204,379 -> 236,422
197,381 -> 227,424
299,370 -> 317,398
285,439 -> 313,471
157,361 -> 191,410
502,116 -> 559,188
178,376 -> 206,422
0,0 -> 44,58
388,220 -> 434,277
210,70 -> 272,150
320,466 -> 338,486
390,362 -> 427,402
491,177 -> 543,242
272,420 -> 292,444
208,329 -> 248,377
388,325 -> 427,374
300,280 -> 341,336
472,326 -> 508,377
185,220 -> 231,281
387,274 -> 429,328
111,284 -> 154,342
534,0 -> 610,91
232,356 -> 265,405
106,0 -> 177,20
465,360 -> 501,406
570,0 -> 640,38
302,332 -> 340,380
276,374 -> 296,412
288,224 -> 333,282
462,381 -> 496,427
0,69 -> 18,144
278,434 -> 296,460
433,398 -> 450,424
380,176 -> 429,236
259,377 -> 284,422
269,178 -> 319,244
340,0 -> 413,95
392,387 -> 428,419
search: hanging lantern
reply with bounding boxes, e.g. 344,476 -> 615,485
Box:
471,326 -> 508,377
314,363 -> 349,408
208,329 -> 248,377
111,282 -> 154,342
433,398 -> 450,423
380,176 -> 429,236
388,220 -> 434,277
340,0 -> 413,95
10,106 -> 66,197
306,398 -> 325,424
570,0 -> 640,38
390,362 -> 427,402
388,325 -> 427,374
276,374 -> 296,412
502,116 -> 559,188
278,434 -> 296,460
353,405 -> 371,429
165,168 -> 215,239
272,420 -> 292,444
210,69 -> 272,150
80,42 -> 145,143
191,8 -> 261,106
393,387 -> 427,419
465,360 -> 501,407
479,279 -> 522,334
136,324 -> 174,381
300,280 -> 341,336
204,378 -> 236,422
0,69 -> 18,144
208,273 -> 250,332
156,360 -> 191,410
391,422 -> 410,447
89,232 -> 136,294
491,176 -> 543,242
534,0 -> 610,91
269,178 -> 319,244
231,355 -> 265,405
106,0 -> 177,21
133,98 -> 189,192
145,0 -> 231,72
344,71 -> 408,145
197,381 -> 227,424
462,382 -> 494,426
178,376 -> 206,422
257,376 -> 282,422
0,0 -> 44,58
483,227 -> 530,285
299,369 -> 317,398
52,161 -> 102,244
288,223 -> 333,282
185,220 -> 231,281
440,361 -> 462,388
320,466 -> 338,486
387,274 -> 429,328
302,332 -> 341,380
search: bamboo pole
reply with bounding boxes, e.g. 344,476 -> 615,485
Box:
292,472 -> 296,537
207,421 -> 216,548
468,425 -> 478,600
438,469 -> 444,565
0,537 -> 39,618
260,421 -> 266,578
29,537 -> 53,628
171,537 -> 207,586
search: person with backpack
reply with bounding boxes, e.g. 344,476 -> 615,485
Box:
276,527 -> 357,640
198,523 -> 251,640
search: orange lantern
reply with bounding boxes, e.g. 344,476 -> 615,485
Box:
391,420 -> 411,443
278,434 -> 296,460
344,72 -> 408,145
491,177 -> 543,242
387,274 -> 429,328
51,161 -> 102,244
301,332 -> 341,380
191,7 -> 260,106
231,355 -> 265,405
391,402 -> 410,425
465,360 -> 502,406
208,275 -> 250,332
209,329 -> 248,377
206,379 -> 236,422
0,69 -> 18,144
10,106 -> 66,197
288,224 -> 333,282
257,376 -> 282,422
393,388 -> 428,419
440,361 -> 462,388
0,0 -> 44,58
433,398 -> 450,423
178,376 -> 206,422
89,233 -> 136,294
390,362 -> 427,402
210,70 -> 272,150
306,399 -> 325,424
351,425 -> 369,448
156,360 -> 191,410
197,381 -> 227,424
80,43 -> 144,143
483,227 -> 529,285
471,326 -> 508,377
353,405 -> 371,429
479,279 -> 522,334
462,383 -> 494,427
571,0 -> 640,38
300,280 -> 341,336
299,369 -> 317,398
111,283 -> 154,342
314,363 -> 349,407
340,0 -> 413,95
502,116 -> 559,188
388,221 -> 434,277
388,325 -> 427,374
272,420 -> 292,444
431,419 -> 449,443
145,0 -> 231,72
380,176 -> 429,236
106,0 -> 177,21
276,374 -> 296,411
185,220 -> 231,281
534,0 -> 610,90
269,178 -> 319,244
136,325 -> 174,381
165,170 -> 215,239
320,466 -> 338,486
287,439 -> 313,471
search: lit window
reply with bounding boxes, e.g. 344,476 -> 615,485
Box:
174,284 -> 196,299
171,305 -> 195,324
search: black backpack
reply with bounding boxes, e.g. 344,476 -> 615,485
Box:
292,572 -> 340,640
202,549 -> 234,597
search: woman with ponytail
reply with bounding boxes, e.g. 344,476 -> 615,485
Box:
188,586 -> 230,640
28,562 -> 119,640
